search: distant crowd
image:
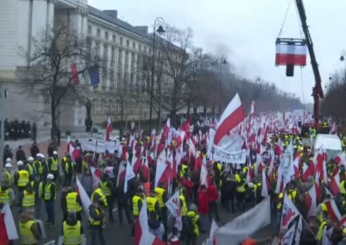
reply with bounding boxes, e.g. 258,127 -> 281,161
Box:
0,119 -> 37,141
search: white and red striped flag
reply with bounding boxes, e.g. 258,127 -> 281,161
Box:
105,116 -> 113,141
0,203 -> 18,244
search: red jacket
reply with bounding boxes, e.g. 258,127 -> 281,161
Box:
182,178 -> 194,196
207,184 -> 219,202
198,191 -> 210,214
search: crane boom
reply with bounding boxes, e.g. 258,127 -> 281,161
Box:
295,0 -> 324,128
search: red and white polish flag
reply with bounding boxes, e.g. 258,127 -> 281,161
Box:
275,44 -> 307,66
213,93 -> 246,145
76,178 -> 92,217
135,201 -> 166,245
0,203 -> 18,244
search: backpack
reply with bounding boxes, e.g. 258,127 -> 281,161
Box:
184,217 -> 195,235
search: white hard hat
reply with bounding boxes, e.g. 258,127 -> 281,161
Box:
5,163 -> 12,168
5,158 -> 11,163
53,151 -> 58,155
27,157 -> 34,162
17,161 -> 24,166
47,174 -> 54,180
36,153 -> 41,157
248,182 -> 254,188
40,154 -> 45,158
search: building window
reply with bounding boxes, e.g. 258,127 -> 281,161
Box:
95,42 -> 100,57
133,42 -> 136,49
103,45 -> 108,59
144,47 -> 147,53
88,25 -> 92,35
97,28 -> 101,37
139,45 -> 141,51
96,98 -> 102,112
120,37 -> 123,45
111,47 -> 115,63
112,34 -> 116,43
126,40 -> 129,47
105,31 -> 108,40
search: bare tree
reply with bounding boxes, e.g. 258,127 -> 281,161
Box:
19,26 -> 102,148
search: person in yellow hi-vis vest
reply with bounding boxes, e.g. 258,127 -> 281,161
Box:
154,182 -> 167,223
91,185 -> 108,208
48,151 -> 59,182
62,154 -> 74,186
32,175 -> 44,220
317,218 -> 332,242
19,209 -> 41,245
43,174 -> 56,227
235,171 -> 246,211
62,211 -> 83,245
131,189 -> 144,238
2,163 -> 13,185
185,204 -> 201,245
22,182 -> 35,213
14,161 -> 30,206
99,174 -> 115,222
66,186 -> 83,222
146,192 -> 161,219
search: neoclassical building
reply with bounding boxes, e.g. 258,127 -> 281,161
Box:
0,0 -> 158,131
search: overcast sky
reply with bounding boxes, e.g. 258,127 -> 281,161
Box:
89,0 -> 346,103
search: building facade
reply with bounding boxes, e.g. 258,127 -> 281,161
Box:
0,0 -> 157,131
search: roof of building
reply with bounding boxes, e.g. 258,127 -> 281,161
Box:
87,5 -> 151,41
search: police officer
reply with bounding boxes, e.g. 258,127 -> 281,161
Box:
99,174 -> 115,222
2,163 -> 12,185
91,184 -> 108,208
43,174 -> 56,227
89,200 -> 106,245
66,187 -> 83,222
48,151 -> 59,182
62,211 -> 83,245
22,182 -> 35,212
19,209 -> 41,245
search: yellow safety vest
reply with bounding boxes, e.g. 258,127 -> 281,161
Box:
3,170 -> 12,184
66,192 -> 82,212
341,180 -> 346,194
180,165 -> 188,177
180,195 -> 188,216
91,188 -> 108,206
64,158 -> 71,173
132,195 -> 142,216
0,187 -> 10,204
27,164 -> 36,176
154,187 -> 165,208
317,221 -> 327,241
34,160 -> 43,174
19,220 -> 37,245
22,190 -> 35,207
18,170 -> 30,187
147,196 -> 158,213
89,208 -> 101,225
50,158 -> 59,171
63,221 -> 82,245
187,211 -> 200,236
44,183 -> 56,200
235,174 -> 245,192
100,181 -> 112,196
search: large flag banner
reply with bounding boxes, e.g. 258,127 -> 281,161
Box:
215,197 -> 271,245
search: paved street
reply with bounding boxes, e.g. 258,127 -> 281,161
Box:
9,191 -> 274,245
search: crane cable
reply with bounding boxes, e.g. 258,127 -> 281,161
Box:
277,0 -> 293,37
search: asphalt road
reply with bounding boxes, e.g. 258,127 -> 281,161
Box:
10,189 -> 274,245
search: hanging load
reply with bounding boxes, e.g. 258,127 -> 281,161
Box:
275,38 -> 307,77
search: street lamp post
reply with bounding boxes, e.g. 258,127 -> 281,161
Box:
149,17 -> 165,130
218,55 -> 227,116
0,89 -> 7,169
